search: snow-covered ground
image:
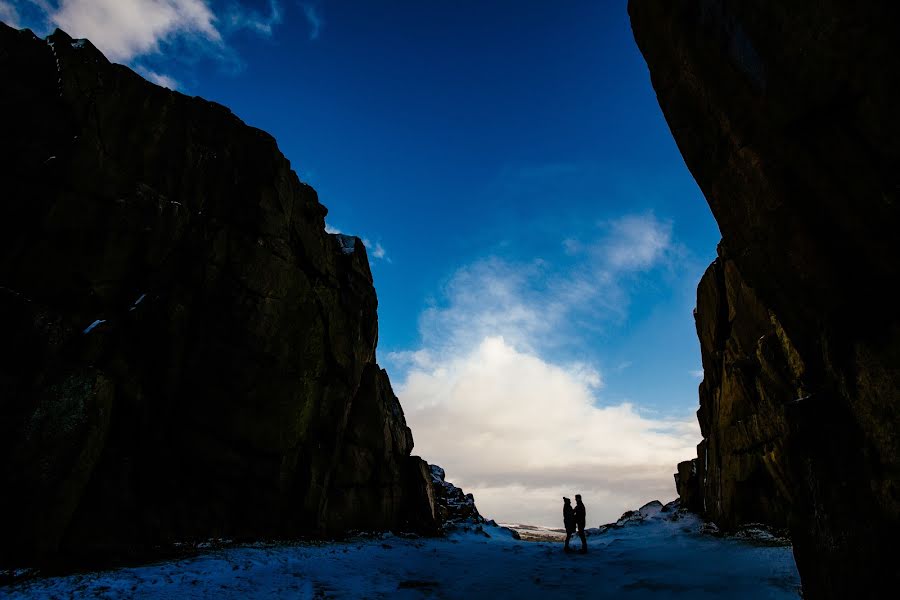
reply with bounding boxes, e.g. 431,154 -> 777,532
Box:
1,508 -> 800,599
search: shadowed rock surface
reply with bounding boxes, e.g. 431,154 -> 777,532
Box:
629,1 -> 900,598
0,24 -> 436,565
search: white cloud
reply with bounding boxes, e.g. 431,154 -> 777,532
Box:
136,66 -> 179,90
0,0 -> 20,27
326,228 -> 389,264
389,212 -> 700,526
299,2 -> 321,40
600,213 -> 673,270
48,0 -> 222,62
16,0 -> 283,70
398,336 -> 699,527
362,238 -> 388,262
690,369 -> 705,379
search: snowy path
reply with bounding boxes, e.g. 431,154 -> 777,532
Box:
1,512 -> 800,599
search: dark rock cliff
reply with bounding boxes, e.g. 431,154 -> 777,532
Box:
0,24 -> 436,565
676,247 -> 794,532
629,1 -> 900,597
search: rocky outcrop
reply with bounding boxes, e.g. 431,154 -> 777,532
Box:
672,461 -> 702,515
629,1 -> 900,597
0,24 -> 435,565
686,250 -> 795,533
328,366 -> 438,534
429,464 -> 483,525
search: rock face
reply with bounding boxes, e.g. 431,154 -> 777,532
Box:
629,1 -> 900,598
428,464 -> 483,525
0,24 -> 436,564
687,249 -> 795,533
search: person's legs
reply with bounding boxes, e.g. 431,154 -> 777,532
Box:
578,528 -> 587,552
564,531 -> 572,551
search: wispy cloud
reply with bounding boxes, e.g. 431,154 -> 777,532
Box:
0,0 -> 20,27
299,2 -> 321,40
601,213 -> 673,270
562,238 -> 580,255
388,212 -> 699,526
226,0 -> 282,36
326,225 -> 389,264
363,238 -> 387,261
690,369 -> 704,379
136,66 -> 180,90
400,212 -> 678,359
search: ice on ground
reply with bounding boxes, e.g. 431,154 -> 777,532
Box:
1,509 -> 800,599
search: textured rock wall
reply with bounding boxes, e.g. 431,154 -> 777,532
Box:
0,24 -> 435,564
629,1 -> 900,597
689,247 -> 794,532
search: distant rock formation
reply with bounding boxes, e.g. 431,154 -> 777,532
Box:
428,464 -> 483,525
594,500 -> 670,534
629,1 -> 900,598
0,24 -> 436,565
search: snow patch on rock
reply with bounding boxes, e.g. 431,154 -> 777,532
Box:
334,234 -> 359,255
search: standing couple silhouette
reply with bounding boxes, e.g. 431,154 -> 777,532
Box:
563,494 -> 587,553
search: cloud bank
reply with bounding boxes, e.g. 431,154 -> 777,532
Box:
390,213 -> 700,527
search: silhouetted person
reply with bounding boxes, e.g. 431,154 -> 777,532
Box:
574,494 -> 587,553
563,497 -> 576,552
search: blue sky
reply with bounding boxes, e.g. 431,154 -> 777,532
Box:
5,0 -> 721,526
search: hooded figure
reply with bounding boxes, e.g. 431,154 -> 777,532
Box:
563,497 -> 576,551
574,494 -> 587,553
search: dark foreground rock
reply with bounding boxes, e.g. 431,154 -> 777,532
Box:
629,1 -> 900,598
0,24 -> 436,565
